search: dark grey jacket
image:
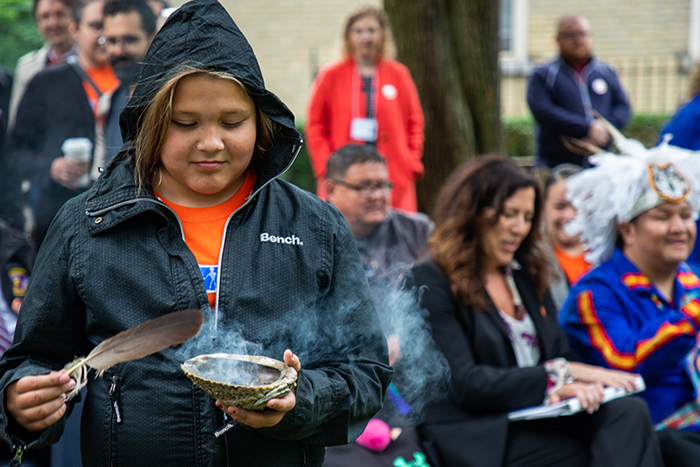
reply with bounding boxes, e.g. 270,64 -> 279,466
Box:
0,1 -> 391,465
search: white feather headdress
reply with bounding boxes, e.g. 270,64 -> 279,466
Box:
564,134 -> 700,266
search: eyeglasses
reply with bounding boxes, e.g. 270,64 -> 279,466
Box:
558,31 -> 589,40
332,179 -> 393,197
98,34 -> 144,50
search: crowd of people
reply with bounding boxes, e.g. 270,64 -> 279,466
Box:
2,1 -> 700,467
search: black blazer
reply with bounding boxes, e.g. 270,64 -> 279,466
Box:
406,260 -> 577,467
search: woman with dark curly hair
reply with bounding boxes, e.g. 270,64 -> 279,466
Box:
405,155 -> 662,467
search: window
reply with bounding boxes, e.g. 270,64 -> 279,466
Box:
499,0 -> 528,75
500,0 -> 513,52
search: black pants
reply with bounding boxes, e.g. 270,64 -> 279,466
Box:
657,429 -> 700,467
504,396 -> 663,467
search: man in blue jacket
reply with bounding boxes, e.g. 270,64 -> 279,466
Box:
527,15 -> 631,167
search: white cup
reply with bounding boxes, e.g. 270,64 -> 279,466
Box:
61,137 -> 93,188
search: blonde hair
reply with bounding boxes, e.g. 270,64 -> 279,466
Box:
341,5 -> 395,59
134,68 -> 275,192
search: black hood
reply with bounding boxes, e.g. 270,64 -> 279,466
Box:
118,0 -> 301,185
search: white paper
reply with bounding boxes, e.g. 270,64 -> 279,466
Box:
507,375 -> 646,421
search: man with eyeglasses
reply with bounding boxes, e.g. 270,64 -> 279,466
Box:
527,15 -> 630,168
97,0 -> 156,170
325,144 -> 432,285
324,143 -> 433,466
6,0 -> 118,248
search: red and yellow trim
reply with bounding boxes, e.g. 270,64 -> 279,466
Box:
577,290 -> 696,371
577,291 -> 636,370
682,298 -> 700,326
622,272 -> 652,290
678,270 -> 700,288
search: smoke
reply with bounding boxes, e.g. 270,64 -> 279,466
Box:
176,318 -> 262,362
369,275 -> 451,426
174,261 -> 450,427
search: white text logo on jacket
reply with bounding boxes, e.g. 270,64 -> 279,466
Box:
260,233 -> 303,246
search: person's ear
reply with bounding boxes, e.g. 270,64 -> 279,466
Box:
325,179 -> 337,202
70,19 -> 78,41
618,221 -> 634,248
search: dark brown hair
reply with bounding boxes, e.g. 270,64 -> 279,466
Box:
325,144 -> 385,180
428,155 -> 550,309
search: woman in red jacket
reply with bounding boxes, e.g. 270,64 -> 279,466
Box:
305,6 -> 425,212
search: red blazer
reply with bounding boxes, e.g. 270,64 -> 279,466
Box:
305,57 -> 425,212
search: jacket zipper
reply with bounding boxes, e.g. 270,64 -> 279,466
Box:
109,376 -> 123,425
9,442 -> 24,467
86,141 -> 305,328
209,141 -> 304,326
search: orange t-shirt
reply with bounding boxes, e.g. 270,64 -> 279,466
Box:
82,65 -> 119,117
156,169 -> 257,308
553,245 -> 591,285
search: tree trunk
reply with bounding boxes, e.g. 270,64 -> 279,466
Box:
385,0 -> 503,214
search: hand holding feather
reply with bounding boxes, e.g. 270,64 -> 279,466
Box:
64,309 -> 203,401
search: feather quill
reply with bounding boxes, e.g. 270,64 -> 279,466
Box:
64,309 -> 203,400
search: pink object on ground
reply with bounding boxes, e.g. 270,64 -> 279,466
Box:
355,418 -> 391,452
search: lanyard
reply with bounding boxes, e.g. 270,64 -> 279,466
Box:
350,64 -> 380,121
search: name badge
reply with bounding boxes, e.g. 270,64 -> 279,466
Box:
350,118 -> 378,142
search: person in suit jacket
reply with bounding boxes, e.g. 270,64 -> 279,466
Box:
405,155 -> 662,467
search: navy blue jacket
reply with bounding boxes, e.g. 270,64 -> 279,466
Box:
527,57 -> 631,167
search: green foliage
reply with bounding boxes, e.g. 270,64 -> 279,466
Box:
0,0 -> 43,71
503,116 -> 536,156
622,114 -> 671,148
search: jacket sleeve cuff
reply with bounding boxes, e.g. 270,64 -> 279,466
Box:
0,362 -> 68,451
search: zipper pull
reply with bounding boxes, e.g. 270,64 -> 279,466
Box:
10,444 -> 24,467
109,376 -> 123,424
214,411 -> 237,438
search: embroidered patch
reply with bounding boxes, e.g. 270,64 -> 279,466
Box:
199,265 -> 218,293
647,162 -> 691,202
8,267 -> 28,297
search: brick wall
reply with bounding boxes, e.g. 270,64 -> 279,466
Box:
169,0 -> 693,118
170,0 -> 381,122
503,0 -> 693,116
528,0 -> 690,63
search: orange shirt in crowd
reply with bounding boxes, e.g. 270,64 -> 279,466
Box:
82,65 -> 119,116
156,169 -> 257,308
553,244 -> 591,285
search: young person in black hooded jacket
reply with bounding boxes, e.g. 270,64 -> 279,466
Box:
0,1 -> 392,466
